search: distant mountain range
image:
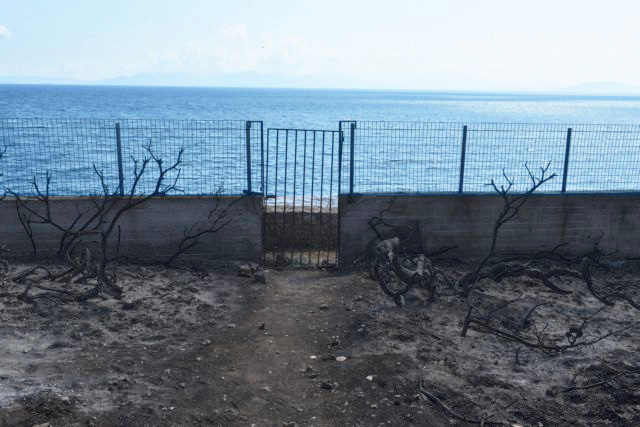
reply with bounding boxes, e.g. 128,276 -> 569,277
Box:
1,73 -> 640,95
0,71 -> 368,89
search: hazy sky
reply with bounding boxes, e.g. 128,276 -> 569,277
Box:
0,0 -> 639,90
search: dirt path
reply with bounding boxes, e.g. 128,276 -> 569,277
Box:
181,269 -> 442,426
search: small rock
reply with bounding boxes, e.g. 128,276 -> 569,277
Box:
254,270 -> 267,284
320,381 -> 334,390
201,339 -> 212,346
258,323 -> 266,330
336,356 -> 347,362
370,404 -> 378,409
366,375 -> 374,382
238,264 -> 253,277
319,304 -> 329,310
309,355 -> 317,360
180,382 -> 186,388
227,323 -> 237,329
121,299 -> 139,310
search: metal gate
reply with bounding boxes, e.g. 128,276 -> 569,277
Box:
263,128 -> 342,267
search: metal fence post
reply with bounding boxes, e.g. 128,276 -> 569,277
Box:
115,122 -> 125,196
458,125 -> 468,193
349,122 -> 356,196
562,128 -> 572,192
338,122 -> 344,195
259,121 -> 264,194
245,121 -> 252,194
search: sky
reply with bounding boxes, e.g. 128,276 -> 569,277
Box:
0,0 -> 639,91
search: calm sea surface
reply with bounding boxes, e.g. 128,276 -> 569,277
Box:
2,84 -> 640,197
2,84 -> 640,126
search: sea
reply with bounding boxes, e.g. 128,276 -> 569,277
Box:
2,84 -> 640,126
1,84 -> 640,198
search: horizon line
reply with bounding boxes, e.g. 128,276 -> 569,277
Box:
2,81 -> 640,97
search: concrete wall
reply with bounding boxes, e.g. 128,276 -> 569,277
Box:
0,196 -> 262,264
338,194 -> 640,266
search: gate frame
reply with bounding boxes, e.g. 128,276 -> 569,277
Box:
262,127 -> 343,268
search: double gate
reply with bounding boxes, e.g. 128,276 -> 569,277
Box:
262,125 -> 354,268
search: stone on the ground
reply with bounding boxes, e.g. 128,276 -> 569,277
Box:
336,356 -> 347,362
254,270 -> 267,283
121,299 -> 139,310
238,264 -> 252,277
320,381 -> 334,390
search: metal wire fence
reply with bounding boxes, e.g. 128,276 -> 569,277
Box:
340,121 -> 640,194
0,118 -> 262,196
2,119 -> 640,198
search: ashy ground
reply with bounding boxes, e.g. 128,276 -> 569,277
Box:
0,261 -> 639,426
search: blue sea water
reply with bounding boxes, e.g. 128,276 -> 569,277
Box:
1,84 -> 640,198
2,84 -> 640,126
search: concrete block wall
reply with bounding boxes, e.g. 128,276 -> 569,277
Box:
338,194 -> 640,266
0,196 -> 262,264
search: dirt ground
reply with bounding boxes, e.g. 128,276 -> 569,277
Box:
1,259 -> 640,426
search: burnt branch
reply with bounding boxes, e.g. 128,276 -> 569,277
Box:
460,163 -> 556,296
559,368 -> 640,394
5,143 -> 185,302
581,257 -> 640,311
165,186 -> 241,266
464,303 -> 639,353
417,380 -> 510,426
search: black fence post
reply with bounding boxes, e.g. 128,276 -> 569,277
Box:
259,121 -> 264,194
338,122 -> 344,195
349,122 -> 356,196
245,121 -> 252,194
337,127 -> 344,270
115,122 -> 125,196
458,125 -> 468,193
562,128 -> 572,192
